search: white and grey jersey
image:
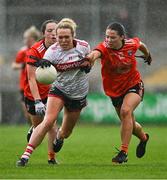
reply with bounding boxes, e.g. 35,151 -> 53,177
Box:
43,39 -> 91,99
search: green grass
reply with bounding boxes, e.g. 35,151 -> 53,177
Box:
0,124 -> 167,179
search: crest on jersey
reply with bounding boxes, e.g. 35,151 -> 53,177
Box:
128,50 -> 133,56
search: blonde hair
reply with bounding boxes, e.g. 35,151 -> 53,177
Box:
56,18 -> 77,37
24,26 -> 41,41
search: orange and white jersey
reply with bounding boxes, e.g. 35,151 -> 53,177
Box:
95,37 -> 142,97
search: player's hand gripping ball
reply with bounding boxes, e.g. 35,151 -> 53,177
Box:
35,65 -> 57,85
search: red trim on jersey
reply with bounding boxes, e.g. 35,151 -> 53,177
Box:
75,39 -> 89,47
95,37 -> 142,97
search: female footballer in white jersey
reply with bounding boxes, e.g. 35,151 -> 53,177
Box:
17,18 -> 91,166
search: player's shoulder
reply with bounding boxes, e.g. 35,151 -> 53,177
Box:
75,39 -> 89,48
15,46 -> 28,61
49,42 -> 59,51
17,46 -> 28,54
100,41 -> 106,47
31,39 -> 46,53
93,41 -> 107,57
124,37 -> 140,45
95,41 -> 106,50
20,46 -> 28,51
16,46 -> 28,59
44,43 -> 59,60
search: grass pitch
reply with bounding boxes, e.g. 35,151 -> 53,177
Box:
0,124 -> 167,179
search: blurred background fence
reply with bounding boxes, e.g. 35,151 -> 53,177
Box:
0,0 -> 167,124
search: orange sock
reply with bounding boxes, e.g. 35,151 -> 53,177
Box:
120,144 -> 128,154
48,152 -> 55,160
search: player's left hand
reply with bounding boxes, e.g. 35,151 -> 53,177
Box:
34,99 -> 46,116
28,55 -> 53,68
80,57 -> 91,73
144,53 -> 152,65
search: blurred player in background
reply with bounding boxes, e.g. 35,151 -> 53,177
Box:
16,18 -> 91,167
12,26 -> 41,124
21,19 -> 58,165
83,22 -> 152,164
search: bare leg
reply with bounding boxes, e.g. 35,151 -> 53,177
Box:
132,114 -> 147,141
116,107 -> 146,141
26,114 -> 43,142
53,108 -> 81,153
119,93 -> 141,146
47,123 -> 57,161
28,97 -> 64,147
30,115 -> 43,127
48,123 -> 57,150
58,108 -> 81,139
21,101 -> 31,124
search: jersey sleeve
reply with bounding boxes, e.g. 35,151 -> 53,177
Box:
26,48 -> 40,65
76,40 -> 91,57
15,50 -> 26,63
132,37 -> 141,49
94,42 -> 106,58
82,43 -> 91,56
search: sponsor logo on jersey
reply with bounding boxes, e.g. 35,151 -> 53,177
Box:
55,59 -> 84,71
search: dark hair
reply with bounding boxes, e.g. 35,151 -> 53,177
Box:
107,22 -> 126,36
41,19 -> 57,34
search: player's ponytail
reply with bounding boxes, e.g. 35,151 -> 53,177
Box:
56,18 -> 77,37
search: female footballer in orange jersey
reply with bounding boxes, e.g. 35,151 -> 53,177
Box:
22,20 -> 58,164
12,26 -> 40,124
85,22 -> 152,163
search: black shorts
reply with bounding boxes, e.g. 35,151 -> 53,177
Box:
24,97 -> 47,115
110,81 -> 144,108
20,90 -> 25,102
49,86 -> 87,112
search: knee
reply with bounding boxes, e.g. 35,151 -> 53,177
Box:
120,106 -> 132,119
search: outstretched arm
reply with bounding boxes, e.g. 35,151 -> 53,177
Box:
79,50 -> 102,73
87,50 -> 102,65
